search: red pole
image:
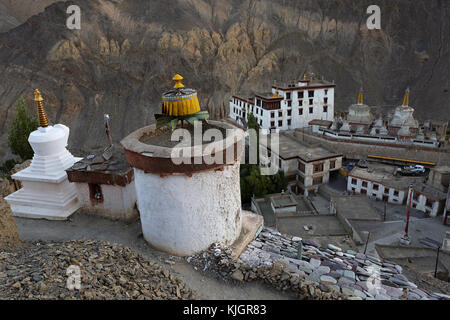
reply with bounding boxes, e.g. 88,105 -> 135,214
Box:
405,185 -> 413,237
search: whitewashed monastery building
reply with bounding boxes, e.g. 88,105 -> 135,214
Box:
229,76 -> 335,132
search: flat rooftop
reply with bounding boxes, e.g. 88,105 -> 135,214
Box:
349,163 -> 425,189
255,92 -> 283,100
263,132 -> 342,162
273,79 -> 335,90
67,144 -> 131,176
333,195 -> 383,221
412,182 -> 447,201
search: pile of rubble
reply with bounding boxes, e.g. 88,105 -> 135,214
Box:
0,240 -> 196,300
189,228 -> 450,300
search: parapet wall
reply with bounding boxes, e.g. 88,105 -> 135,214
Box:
294,129 -> 450,166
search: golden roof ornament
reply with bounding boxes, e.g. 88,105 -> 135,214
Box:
403,87 -> 410,106
155,74 -> 209,131
358,87 -> 363,105
34,89 -> 49,128
173,74 -> 185,89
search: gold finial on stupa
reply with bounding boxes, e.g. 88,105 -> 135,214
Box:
403,87 -> 410,106
303,73 -> 307,80
173,74 -> 185,89
357,87 -> 363,104
34,89 -> 49,127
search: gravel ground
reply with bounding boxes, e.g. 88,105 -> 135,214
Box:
0,240 -> 196,300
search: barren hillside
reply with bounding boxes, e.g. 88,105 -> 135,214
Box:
0,0 -> 448,159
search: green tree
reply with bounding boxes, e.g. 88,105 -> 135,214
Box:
7,97 -> 38,161
240,164 -> 288,204
247,111 -> 260,164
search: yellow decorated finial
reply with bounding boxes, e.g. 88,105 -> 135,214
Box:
34,89 -> 49,127
272,92 -> 280,98
303,73 -> 307,80
403,87 -> 410,106
173,74 -> 185,89
358,88 -> 363,104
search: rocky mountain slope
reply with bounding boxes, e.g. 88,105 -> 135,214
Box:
0,0 -> 448,159
0,0 -> 63,32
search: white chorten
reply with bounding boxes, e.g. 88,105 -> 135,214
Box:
347,88 -> 373,126
5,90 -> 82,220
389,88 -> 419,130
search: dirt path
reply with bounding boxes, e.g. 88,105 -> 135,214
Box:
14,211 -> 297,300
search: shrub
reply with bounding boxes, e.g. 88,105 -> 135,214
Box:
7,97 -> 38,161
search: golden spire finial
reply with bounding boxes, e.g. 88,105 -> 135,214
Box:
173,74 -> 185,89
358,87 -> 363,104
403,87 -> 410,106
303,73 -> 307,80
34,89 -> 49,127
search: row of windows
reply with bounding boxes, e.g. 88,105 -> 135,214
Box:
232,104 -> 328,122
286,98 -> 329,107
272,106 -> 328,118
297,160 -> 336,173
284,89 -> 329,100
350,178 -> 400,196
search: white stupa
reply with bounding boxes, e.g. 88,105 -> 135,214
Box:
389,88 -> 419,130
5,89 -> 82,220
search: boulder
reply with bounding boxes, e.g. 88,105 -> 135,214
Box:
0,199 -> 20,248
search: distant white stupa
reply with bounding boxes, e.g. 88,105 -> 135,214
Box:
5,89 -> 82,220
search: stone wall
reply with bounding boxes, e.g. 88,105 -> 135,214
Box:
294,130 -> 450,166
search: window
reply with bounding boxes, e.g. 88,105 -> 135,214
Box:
330,160 -> 336,169
325,89 -> 328,95
384,187 -> 390,194
313,163 -> 324,173
271,121 -> 275,127
89,184 -> 104,204
351,178 -> 357,185
393,190 -> 399,196
362,181 -> 368,188
308,90 -> 314,98
271,112 -> 275,118
287,109 -> 292,116
309,107 -> 313,114
286,92 -> 291,100
426,198 -> 433,208
313,176 -> 323,185
373,184 -> 379,190
278,111 -> 282,117
298,99 -> 303,106
298,162 -> 305,173
323,106 -> 328,113
324,97 -> 328,104
299,108 -> 303,115
278,120 -> 283,127
287,119 -> 291,126
287,100 -> 292,107
309,99 -> 313,105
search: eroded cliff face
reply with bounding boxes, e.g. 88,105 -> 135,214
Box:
0,0 -> 448,159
